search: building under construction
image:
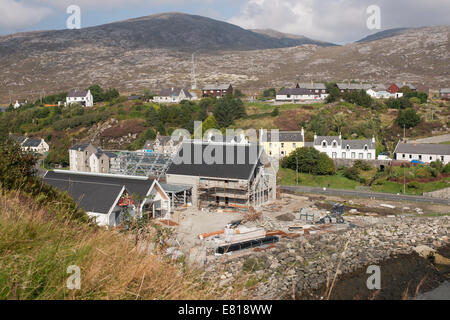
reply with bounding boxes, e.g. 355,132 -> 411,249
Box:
165,141 -> 277,209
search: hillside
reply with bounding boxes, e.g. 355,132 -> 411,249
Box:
356,28 -> 412,43
0,11 -> 448,103
250,28 -> 337,47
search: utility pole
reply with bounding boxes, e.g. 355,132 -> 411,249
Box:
296,156 -> 299,185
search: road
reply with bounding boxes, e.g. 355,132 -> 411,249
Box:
410,133 -> 450,144
280,185 -> 450,206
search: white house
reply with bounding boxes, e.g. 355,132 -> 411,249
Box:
13,100 -> 28,109
296,83 -> 329,99
66,89 -> 94,107
153,88 -> 193,103
276,87 -> 317,102
366,89 -> 403,99
21,138 -> 50,154
43,171 -> 172,227
394,142 -> 450,164
313,134 -> 376,160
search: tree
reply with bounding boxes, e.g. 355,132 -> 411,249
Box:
213,95 -> 246,128
87,84 -> 104,102
396,108 -> 422,129
262,88 -> 277,98
325,83 -> 340,103
194,115 -> 219,137
234,89 -> 246,98
271,107 -> 279,117
281,147 -> 335,175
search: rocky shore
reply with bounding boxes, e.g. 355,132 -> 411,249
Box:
204,215 -> 450,299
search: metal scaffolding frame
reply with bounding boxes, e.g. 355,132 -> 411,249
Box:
108,151 -> 173,178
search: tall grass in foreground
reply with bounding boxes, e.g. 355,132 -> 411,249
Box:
0,190 -> 241,300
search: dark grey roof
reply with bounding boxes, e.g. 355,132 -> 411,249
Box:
336,83 -> 372,90
44,171 -> 155,199
67,90 -> 89,98
202,84 -> 232,91
9,135 -> 27,144
22,139 -> 42,147
103,151 -> 118,158
158,88 -> 192,98
70,143 -> 91,151
43,176 -> 124,214
262,131 -> 304,142
342,139 -> 375,150
296,83 -> 327,90
0,106 -> 7,112
127,95 -> 142,100
314,136 -> 375,150
394,83 -> 416,90
160,183 -> 192,194
277,87 -> 310,95
167,142 -> 262,180
394,143 -> 450,156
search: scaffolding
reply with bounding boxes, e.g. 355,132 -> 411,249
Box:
108,151 -> 173,178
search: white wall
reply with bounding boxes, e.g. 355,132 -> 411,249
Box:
396,152 -> 450,164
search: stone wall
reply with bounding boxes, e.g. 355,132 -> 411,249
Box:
424,187 -> 450,199
334,159 -> 391,169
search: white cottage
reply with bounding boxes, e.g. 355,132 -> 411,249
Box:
66,89 -> 94,107
313,134 -> 376,160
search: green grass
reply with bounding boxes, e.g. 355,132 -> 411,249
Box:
278,167 -> 361,189
439,141 -> 450,145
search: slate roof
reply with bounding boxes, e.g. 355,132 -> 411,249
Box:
394,83 -> 416,90
44,171 -> 155,199
202,84 -> 232,91
336,83 -> 372,90
296,83 -> 327,90
67,90 -> 89,98
43,177 -> 124,214
22,139 -> 42,147
262,131 -> 304,142
394,143 -> 450,156
70,143 -> 92,151
9,135 -> 27,144
166,142 -> 262,180
314,136 -> 375,150
158,88 -> 192,98
277,87 -> 311,95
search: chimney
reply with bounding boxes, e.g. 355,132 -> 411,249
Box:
372,135 -> 376,143
314,133 -> 317,140
339,133 -> 342,140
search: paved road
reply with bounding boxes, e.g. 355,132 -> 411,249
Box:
280,185 -> 450,206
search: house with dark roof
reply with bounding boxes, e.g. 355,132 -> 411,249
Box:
387,83 -> 416,94
43,170 -> 171,226
439,88 -> 450,99
66,89 -> 94,107
9,134 -> 49,154
394,142 -> 450,164
295,83 -> 329,99
313,134 -> 376,160
276,87 -> 316,101
166,141 -> 277,209
153,88 -> 193,103
69,143 -> 118,173
260,128 -> 305,158
202,83 -> 233,98
22,138 -> 49,154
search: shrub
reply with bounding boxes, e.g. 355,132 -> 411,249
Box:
343,167 -> 361,181
443,163 -> 450,173
414,167 -> 432,178
396,108 -> 422,129
282,147 -> 335,175
353,160 -> 372,171
407,181 -> 421,189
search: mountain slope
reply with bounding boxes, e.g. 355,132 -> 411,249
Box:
250,28 -> 337,47
356,27 -> 412,43
0,12 -> 331,55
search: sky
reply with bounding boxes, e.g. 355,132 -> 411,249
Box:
0,0 -> 449,43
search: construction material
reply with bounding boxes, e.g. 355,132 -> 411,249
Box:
224,227 -> 266,243
198,230 -> 224,239
266,230 -> 288,237
216,236 -> 279,254
380,204 -> 396,209
157,219 -> 179,226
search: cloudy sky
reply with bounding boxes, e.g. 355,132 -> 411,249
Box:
1,0 -> 449,43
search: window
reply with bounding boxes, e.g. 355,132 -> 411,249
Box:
430,156 -> 433,161
359,153 -> 363,159
322,141 -> 327,147
269,143 -> 272,148
342,152 -> 346,158
346,145 -> 350,151
269,151 -> 272,156
281,151 -> 285,155
364,145 -> 368,151
332,152 -> 337,158
402,154 -> 406,159
281,143 -> 284,148
352,152 -> 356,159
367,153 -> 372,159
419,155 -> 422,160
293,143 -> 296,148
441,156 -> 445,161
332,141 -> 337,148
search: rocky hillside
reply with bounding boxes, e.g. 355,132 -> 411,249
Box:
0,13 -> 448,103
356,27 -> 412,43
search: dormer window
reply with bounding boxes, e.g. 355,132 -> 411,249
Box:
346,145 -> 350,151
322,141 -> 327,147
332,141 -> 337,148
364,145 -> 368,151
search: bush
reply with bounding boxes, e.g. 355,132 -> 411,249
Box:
396,108 -> 422,129
282,147 -> 335,175
353,160 -> 371,171
407,181 -> 421,189
414,167 -> 432,178
343,167 -> 361,181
